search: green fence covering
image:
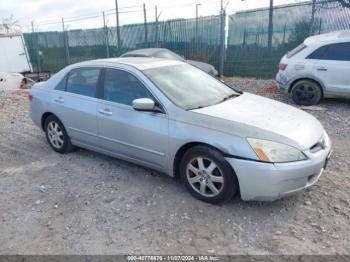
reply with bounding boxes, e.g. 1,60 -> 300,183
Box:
225,0 -> 350,78
23,15 -> 221,73
23,0 -> 350,78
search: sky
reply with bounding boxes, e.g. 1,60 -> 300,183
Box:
0,0 -> 305,32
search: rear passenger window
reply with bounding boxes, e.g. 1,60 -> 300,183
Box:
322,42 -> 350,61
103,68 -> 151,106
307,42 -> 350,61
66,68 -> 100,98
307,46 -> 328,59
55,76 -> 67,91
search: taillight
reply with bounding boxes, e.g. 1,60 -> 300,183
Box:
28,94 -> 33,101
279,63 -> 288,71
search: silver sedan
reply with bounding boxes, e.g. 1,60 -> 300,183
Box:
29,58 -> 332,204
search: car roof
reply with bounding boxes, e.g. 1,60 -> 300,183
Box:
304,30 -> 350,45
77,57 -> 185,71
122,48 -> 169,57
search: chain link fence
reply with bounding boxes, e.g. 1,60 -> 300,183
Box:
23,15 -> 221,73
225,0 -> 350,78
23,0 -> 350,78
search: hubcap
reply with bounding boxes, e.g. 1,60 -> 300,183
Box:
186,157 -> 224,197
294,84 -> 316,102
47,121 -> 64,149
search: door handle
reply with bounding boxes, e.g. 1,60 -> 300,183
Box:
54,97 -> 64,103
317,67 -> 328,71
98,108 -> 113,116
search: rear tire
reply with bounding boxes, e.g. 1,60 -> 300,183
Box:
291,80 -> 322,106
180,145 -> 238,204
44,115 -> 74,154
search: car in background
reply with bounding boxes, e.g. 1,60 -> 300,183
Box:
30,58 -> 331,204
120,48 -> 218,76
276,30 -> 350,105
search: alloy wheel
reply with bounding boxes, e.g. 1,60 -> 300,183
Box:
293,84 -> 316,103
186,157 -> 224,197
47,121 -> 64,149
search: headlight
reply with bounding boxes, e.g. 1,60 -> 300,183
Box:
247,138 -> 307,163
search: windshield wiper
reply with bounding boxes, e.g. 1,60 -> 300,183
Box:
216,93 -> 239,104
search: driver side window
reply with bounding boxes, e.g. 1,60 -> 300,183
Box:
103,68 -> 151,106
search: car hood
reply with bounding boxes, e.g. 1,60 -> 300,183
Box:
186,60 -> 217,75
191,93 -> 324,150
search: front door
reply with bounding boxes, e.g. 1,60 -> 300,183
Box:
97,68 -> 169,170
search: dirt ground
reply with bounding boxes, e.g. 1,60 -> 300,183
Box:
0,78 -> 349,255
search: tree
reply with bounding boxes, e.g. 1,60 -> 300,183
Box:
1,15 -> 20,34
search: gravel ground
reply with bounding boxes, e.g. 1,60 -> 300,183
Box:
0,78 -> 349,255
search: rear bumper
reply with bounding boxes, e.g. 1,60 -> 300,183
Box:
226,140 -> 332,201
276,72 -> 290,92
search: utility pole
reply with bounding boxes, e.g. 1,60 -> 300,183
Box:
143,3 -> 148,46
219,0 -> 225,77
267,0 -> 274,51
103,12 -> 110,58
115,0 -> 121,49
196,3 -> 201,52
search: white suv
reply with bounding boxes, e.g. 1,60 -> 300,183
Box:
276,30 -> 350,105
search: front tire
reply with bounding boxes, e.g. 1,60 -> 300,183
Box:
180,145 -> 238,204
291,80 -> 322,106
44,115 -> 74,154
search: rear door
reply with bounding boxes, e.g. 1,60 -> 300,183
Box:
51,67 -> 101,146
308,42 -> 350,97
96,67 -> 169,170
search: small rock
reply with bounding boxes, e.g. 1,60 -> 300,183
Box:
275,231 -> 282,235
305,200 -> 312,206
207,249 -> 215,254
54,204 -> 59,209
35,200 -> 41,205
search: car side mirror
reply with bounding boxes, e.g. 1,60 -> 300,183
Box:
132,98 -> 159,112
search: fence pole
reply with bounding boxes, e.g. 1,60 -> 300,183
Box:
62,18 -> 70,65
196,4 -> 201,53
267,0 -> 274,51
155,5 -> 158,47
103,12 -> 110,58
115,0 -> 122,49
143,3 -> 148,46
309,0 -> 316,35
219,2 -> 225,77
31,21 -> 39,72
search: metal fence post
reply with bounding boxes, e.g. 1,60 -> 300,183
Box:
115,0 -> 121,49
219,8 -> 226,77
62,18 -> 70,65
143,3 -> 148,46
103,12 -> 110,58
267,0 -> 274,51
31,21 -> 39,72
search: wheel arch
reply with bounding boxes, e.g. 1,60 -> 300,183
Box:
173,141 -> 234,177
41,112 -> 55,131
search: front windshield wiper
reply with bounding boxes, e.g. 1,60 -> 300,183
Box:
187,94 -> 239,111
216,93 -> 239,104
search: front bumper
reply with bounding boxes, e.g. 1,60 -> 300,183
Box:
226,139 -> 332,201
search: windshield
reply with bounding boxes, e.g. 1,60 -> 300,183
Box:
144,64 -> 239,110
